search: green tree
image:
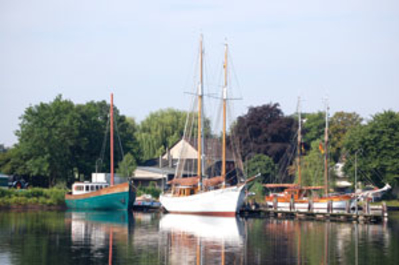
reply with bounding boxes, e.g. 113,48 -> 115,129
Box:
16,96 -> 79,186
297,140 -> 325,187
72,100 -> 140,182
0,146 -> 29,175
343,111 -> 399,187
246,154 -> 276,181
117,153 -> 137,178
137,108 -> 211,161
329,111 -> 362,162
245,154 -> 276,201
302,112 -> 325,147
10,95 -> 140,187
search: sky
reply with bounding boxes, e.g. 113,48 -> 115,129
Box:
1,0 -> 398,147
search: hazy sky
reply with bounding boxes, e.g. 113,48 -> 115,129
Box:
1,0 -> 398,147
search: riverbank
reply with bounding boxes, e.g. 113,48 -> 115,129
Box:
0,188 -> 67,209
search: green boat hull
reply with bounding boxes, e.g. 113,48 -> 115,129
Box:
65,188 -> 136,211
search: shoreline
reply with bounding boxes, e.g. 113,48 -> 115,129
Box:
0,205 -> 66,211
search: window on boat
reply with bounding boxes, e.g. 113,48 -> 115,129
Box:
90,185 -> 95,191
96,185 -> 99,190
74,185 -> 84,191
85,185 -> 89,192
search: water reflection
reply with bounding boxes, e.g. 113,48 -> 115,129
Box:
159,214 -> 245,265
65,210 -> 134,264
66,210 -> 133,246
0,211 -> 398,264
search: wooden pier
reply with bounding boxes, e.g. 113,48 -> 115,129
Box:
240,201 -> 389,223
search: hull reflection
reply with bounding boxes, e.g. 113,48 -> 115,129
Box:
65,211 -> 134,252
159,214 -> 245,265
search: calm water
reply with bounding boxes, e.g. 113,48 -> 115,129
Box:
0,210 -> 398,265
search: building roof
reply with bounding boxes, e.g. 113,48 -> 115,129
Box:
132,166 -> 176,181
162,138 -> 238,161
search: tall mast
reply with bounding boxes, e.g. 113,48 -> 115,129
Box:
222,42 -> 228,188
297,97 -> 302,186
197,35 -> 204,190
110,93 -> 114,186
324,100 -> 329,195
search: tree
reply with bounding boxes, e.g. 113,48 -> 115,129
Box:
245,154 -> 276,181
296,140 -> 326,187
245,154 -> 276,201
329,111 -> 362,162
137,108 -> 211,161
0,146 -> 28,175
233,103 -> 296,166
72,100 -> 140,182
137,108 -> 187,161
302,112 -> 325,148
343,111 -> 399,187
117,153 -> 137,178
12,95 -> 141,187
16,95 -> 79,187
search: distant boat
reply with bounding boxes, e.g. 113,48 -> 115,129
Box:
65,94 -> 136,210
134,194 -> 161,210
264,98 -> 353,212
160,36 -> 257,217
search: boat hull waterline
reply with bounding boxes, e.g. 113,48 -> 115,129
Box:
65,182 -> 135,210
160,185 -> 246,217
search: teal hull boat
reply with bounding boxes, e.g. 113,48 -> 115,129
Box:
65,182 -> 135,210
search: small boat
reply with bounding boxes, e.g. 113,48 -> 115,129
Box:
65,94 -> 136,210
265,99 -> 353,212
160,37 -> 255,217
133,194 -> 162,210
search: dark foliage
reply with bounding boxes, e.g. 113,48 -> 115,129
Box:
233,103 -> 297,166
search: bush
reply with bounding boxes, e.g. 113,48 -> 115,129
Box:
0,187 -> 67,206
0,189 -> 12,198
137,182 -> 162,199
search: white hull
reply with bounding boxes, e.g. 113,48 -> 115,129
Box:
266,199 -> 353,213
160,185 -> 246,217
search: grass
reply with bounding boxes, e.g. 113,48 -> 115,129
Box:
384,200 -> 399,207
0,187 -> 67,207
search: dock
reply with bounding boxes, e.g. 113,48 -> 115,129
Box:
240,201 -> 389,223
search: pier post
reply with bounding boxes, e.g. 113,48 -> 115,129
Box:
290,196 -> 295,212
365,200 -> 370,215
273,196 -> 278,211
327,200 -> 332,214
345,200 -> 350,214
382,202 -> 388,222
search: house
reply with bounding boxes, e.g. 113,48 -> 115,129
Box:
131,138 -> 243,189
133,166 -> 175,189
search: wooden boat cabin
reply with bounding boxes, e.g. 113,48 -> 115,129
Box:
71,182 -> 110,196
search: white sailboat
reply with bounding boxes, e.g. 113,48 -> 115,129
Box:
160,36 -> 250,217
